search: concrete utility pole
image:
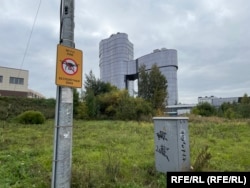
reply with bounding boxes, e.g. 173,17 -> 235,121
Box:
52,0 -> 75,187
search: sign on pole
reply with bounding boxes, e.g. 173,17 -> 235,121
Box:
56,44 -> 83,88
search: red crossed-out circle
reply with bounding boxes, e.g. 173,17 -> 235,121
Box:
61,58 -> 78,75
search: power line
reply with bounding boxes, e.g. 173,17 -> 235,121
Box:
19,0 -> 42,70
14,0 -> 42,92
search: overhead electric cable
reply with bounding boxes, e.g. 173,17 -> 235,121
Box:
19,0 -> 42,70
14,0 -> 42,92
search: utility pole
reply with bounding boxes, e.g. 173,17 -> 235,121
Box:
52,0 -> 75,187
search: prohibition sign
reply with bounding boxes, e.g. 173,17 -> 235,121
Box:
56,44 -> 83,88
61,58 -> 78,75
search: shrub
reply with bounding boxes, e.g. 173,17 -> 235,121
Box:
224,108 -> 235,119
191,102 -> 216,117
0,97 -> 56,120
76,102 -> 89,120
16,110 -> 45,124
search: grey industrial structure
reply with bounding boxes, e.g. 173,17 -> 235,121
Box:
99,32 -> 178,105
198,96 -> 242,107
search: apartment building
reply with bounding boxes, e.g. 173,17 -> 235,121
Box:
0,66 -> 44,98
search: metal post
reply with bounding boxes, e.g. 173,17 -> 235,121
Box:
52,0 -> 75,187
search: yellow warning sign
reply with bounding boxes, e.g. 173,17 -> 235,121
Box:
56,44 -> 83,88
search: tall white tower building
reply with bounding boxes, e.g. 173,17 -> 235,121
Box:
99,33 -> 178,105
99,33 -> 134,89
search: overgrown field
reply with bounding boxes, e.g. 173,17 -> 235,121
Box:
0,116 -> 249,187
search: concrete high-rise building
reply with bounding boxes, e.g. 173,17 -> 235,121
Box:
99,33 -> 134,89
99,32 -> 178,105
136,48 -> 178,105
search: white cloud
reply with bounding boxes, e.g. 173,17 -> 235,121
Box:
1,0 -> 250,104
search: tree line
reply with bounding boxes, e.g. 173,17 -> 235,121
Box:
191,93 -> 250,119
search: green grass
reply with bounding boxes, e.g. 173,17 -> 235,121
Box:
189,117 -> 250,172
0,117 -> 249,187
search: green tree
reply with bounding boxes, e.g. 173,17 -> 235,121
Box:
83,70 -> 117,119
80,70 -> 155,120
115,91 -> 153,121
134,97 -> 153,121
238,104 -> 250,118
224,108 -> 236,119
138,64 -> 167,112
73,88 -> 79,117
192,102 -> 216,117
240,93 -> 250,104
98,89 -> 153,121
149,64 -> 167,110
237,94 -> 250,118
97,90 -> 121,118
84,70 -> 97,93
138,65 -> 150,100
76,101 -> 89,119
84,70 -> 116,96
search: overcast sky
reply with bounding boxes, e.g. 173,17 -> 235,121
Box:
1,0 -> 250,104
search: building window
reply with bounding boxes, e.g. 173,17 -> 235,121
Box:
0,75 -> 3,83
9,77 -> 24,85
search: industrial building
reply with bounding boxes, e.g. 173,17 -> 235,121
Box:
0,66 -> 44,98
198,96 -> 242,107
99,32 -> 178,105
